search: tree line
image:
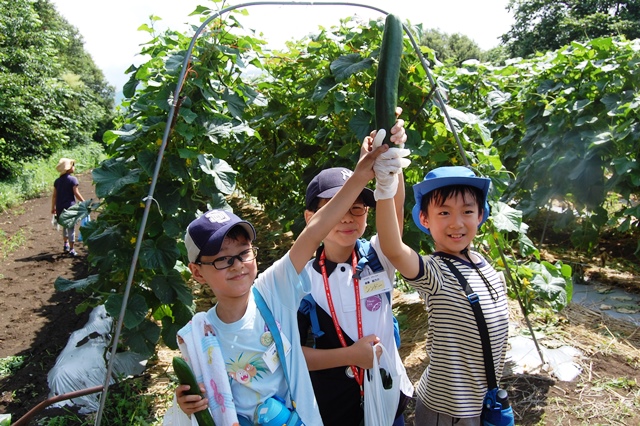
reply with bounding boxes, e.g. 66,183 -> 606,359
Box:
0,0 -> 114,180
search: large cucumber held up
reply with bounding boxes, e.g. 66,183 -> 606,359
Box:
172,356 -> 217,426
375,13 -> 403,145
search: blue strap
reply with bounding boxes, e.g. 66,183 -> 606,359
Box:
355,239 -> 401,348
354,238 -> 384,279
252,287 -> 294,396
299,295 -> 324,339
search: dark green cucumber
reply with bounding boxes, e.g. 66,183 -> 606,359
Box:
375,13 -> 403,145
173,356 -> 216,426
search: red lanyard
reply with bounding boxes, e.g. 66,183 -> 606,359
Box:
319,249 -> 364,396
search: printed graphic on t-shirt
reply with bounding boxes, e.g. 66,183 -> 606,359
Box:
227,353 -> 269,385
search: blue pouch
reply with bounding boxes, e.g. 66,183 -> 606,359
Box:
481,388 -> 515,426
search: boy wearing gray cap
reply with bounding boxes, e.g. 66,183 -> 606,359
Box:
375,166 -> 509,426
298,120 -> 413,426
173,142 -> 406,425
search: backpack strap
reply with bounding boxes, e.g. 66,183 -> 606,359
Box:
354,238 -> 384,279
356,238 -> 401,348
299,294 -> 325,339
252,288 -> 297,399
440,257 -> 497,390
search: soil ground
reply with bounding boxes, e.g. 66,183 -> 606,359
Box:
1,173 -> 639,425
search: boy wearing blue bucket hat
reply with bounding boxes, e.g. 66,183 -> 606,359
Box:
375,166 -> 509,426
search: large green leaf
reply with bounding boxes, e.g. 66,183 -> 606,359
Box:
222,88 -> 247,118
55,274 -> 100,292
105,293 -> 149,329
160,302 -> 195,350
197,154 -> 237,195
92,160 -> 142,198
139,235 -> 181,273
123,319 -> 161,358
490,201 -> 521,233
85,224 -> 124,257
311,76 -> 337,102
529,261 -> 570,310
330,54 -> 374,82
149,269 -> 193,305
58,199 -> 97,228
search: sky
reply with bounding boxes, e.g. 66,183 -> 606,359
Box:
50,0 -> 513,95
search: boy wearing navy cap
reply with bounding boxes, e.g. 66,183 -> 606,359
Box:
375,166 -> 509,426
298,122 -> 414,426
173,141 -> 405,425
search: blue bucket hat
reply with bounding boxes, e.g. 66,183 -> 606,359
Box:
412,166 -> 491,235
185,209 -> 256,263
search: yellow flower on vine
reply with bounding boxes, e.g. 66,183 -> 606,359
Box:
130,237 -> 137,245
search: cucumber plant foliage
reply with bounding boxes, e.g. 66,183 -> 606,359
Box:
53,5 -> 639,360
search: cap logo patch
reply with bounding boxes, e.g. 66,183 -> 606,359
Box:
341,169 -> 352,181
204,210 -> 232,224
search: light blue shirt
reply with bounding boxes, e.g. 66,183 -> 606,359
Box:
207,252 -> 322,425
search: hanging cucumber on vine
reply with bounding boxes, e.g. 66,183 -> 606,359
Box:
375,13 -> 404,146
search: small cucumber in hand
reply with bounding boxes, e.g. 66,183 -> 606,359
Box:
375,13 -> 404,145
173,356 -> 216,426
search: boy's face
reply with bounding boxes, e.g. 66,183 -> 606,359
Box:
420,192 -> 483,256
188,235 -> 257,301
305,197 -> 369,251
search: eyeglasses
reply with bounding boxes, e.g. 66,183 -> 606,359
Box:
196,247 -> 258,270
316,203 -> 368,217
347,204 -> 368,216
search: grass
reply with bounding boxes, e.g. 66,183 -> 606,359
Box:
36,379 -> 157,426
0,356 -> 26,379
0,228 -> 27,259
0,142 -> 106,212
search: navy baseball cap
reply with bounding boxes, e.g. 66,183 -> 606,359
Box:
412,166 -> 491,235
305,167 -> 375,210
185,209 -> 256,263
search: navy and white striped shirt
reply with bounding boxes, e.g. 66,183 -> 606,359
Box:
405,251 -> 509,418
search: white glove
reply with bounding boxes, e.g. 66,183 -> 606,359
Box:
372,129 -> 411,200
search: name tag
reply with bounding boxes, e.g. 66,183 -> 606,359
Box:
360,272 -> 392,298
262,332 -> 291,373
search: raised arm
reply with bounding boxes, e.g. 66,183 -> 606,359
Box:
376,197 -> 419,279
362,107 -> 407,235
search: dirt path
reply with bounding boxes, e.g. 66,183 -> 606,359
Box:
0,172 -> 95,420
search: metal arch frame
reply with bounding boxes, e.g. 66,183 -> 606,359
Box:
94,2 -> 468,425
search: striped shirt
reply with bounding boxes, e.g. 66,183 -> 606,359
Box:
405,251 -> 509,418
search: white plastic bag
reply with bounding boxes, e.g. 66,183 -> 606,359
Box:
162,394 -> 198,426
51,214 -> 60,231
363,343 -> 401,426
0,414 -> 11,426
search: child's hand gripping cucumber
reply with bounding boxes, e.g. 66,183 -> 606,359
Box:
173,356 -> 216,426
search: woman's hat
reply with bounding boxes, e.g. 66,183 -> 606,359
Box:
56,158 -> 75,174
412,166 -> 491,234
